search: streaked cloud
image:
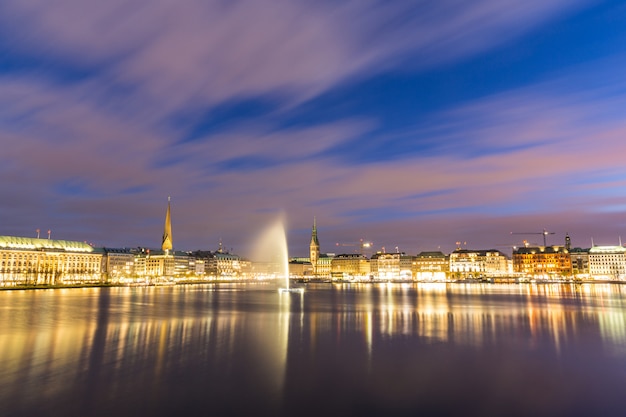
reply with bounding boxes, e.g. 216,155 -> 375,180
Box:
0,0 -> 623,255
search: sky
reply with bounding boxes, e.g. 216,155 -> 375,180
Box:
1,0 -> 626,258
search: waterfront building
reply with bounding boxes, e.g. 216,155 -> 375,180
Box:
239,258 -> 252,278
0,235 -> 102,286
588,245 -> 626,280
482,250 -> 510,276
569,247 -> 590,277
449,249 -> 481,279
143,250 -> 176,277
207,251 -> 243,279
101,248 -> 134,283
131,197 -> 195,281
289,260 -> 313,278
512,246 -> 572,278
370,252 -> 413,280
309,218 -> 320,276
193,258 -> 206,276
331,254 -> 371,280
449,249 -> 510,279
304,219 -> 335,279
315,253 -> 335,279
412,251 -> 448,281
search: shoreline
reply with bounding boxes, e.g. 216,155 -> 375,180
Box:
0,278 -> 623,291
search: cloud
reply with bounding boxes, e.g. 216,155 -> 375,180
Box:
3,62 -> 626,253
0,0 -> 590,113
1,0 -> 621,254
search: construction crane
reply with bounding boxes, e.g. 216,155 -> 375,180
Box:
510,229 -> 555,247
335,239 -> 373,255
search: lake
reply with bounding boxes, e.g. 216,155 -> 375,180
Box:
1,282 -> 626,417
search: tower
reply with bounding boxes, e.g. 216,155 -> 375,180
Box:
309,217 -> 320,276
162,197 -> 173,252
565,233 -> 571,251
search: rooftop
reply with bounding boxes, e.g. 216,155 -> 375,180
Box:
0,235 -> 94,253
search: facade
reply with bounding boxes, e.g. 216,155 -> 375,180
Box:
449,249 -> 509,279
101,248 -> 135,283
191,250 -> 250,279
482,250 -> 510,276
588,246 -> 626,280
206,251 -> 243,279
569,248 -> 590,277
331,254 -> 370,280
449,249 -> 482,278
143,251 -> 176,277
370,252 -> 413,280
0,236 -> 102,286
413,251 -> 448,281
289,260 -> 313,278
316,253 -> 334,279
512,246 -> 572,278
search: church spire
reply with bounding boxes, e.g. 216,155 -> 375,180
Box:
162,196 -> 173,252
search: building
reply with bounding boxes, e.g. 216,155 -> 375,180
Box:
0,235 -> 102,286
413,251 -> 449,281
588,245 -> 626,280
289,260 -> 313,278
101,248 -> 135,283
569,247 -> 590,277
481,250 -> 510,277
512,246 -> 572,278
207,251 -> 244,279
309,218 -> 320,276
370,252 -> 413,280
315,253 -> 334,279
449,249 -> 510,279
449,249 -> 481,279
331,254 -> 370,280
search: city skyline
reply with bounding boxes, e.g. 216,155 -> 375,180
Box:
1,1 -> 626,257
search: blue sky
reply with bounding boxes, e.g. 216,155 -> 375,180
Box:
1,0 -> 626,257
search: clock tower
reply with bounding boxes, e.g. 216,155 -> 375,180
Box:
309,218 -> 320,276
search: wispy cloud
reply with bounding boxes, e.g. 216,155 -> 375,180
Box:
1,0 -> 590,110
0,0 -> 622,253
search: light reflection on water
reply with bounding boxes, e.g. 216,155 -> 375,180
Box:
0,283 -> 626,416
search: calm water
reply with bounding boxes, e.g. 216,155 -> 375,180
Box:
1,283 -> 626,417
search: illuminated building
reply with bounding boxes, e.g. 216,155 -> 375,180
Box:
303,218 -> 334,279
127,198 -> 194,280
315,253 -> 334,279
569,247 -> 590,277
309,218 -> 320,276
449,249 -> 509,279
512,246 -> 572,278
481,250 -> 510,276
289,260 -> 313,278
0,235 -> 102,286
101,248 -> 134,283
449,249 -> 481,278
207,251 -> 243,279
370,252 -> 413,280
588,245 -> 626,280
412,251 -> 449,281
331,254 -> 371,280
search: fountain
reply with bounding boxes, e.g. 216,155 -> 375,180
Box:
251,215 -> 304,294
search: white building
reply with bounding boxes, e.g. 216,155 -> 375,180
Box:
0,235 -> 102,286
588,246 -> 626,280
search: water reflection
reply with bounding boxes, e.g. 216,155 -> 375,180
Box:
0,283 -> 625,416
